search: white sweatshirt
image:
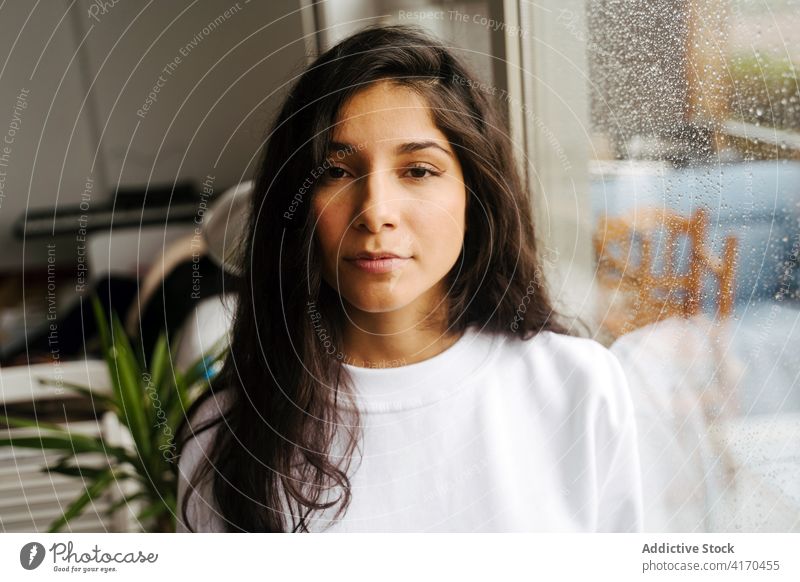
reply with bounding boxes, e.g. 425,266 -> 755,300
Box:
176,326 -> 644,532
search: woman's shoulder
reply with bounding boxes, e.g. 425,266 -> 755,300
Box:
176,388 -> 233,532
191,387 -> 234,425
491,328 -> 631,408
177,388 -> 234,490
500,328 -> 621,369
178,387 -> 233,445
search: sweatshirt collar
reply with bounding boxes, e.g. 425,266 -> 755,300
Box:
338,325 -> 501,413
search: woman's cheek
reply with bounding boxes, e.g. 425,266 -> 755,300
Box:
311,204 -> 342,277
417,200 -> 465,249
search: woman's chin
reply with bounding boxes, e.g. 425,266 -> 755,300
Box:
344,292 -> 415,314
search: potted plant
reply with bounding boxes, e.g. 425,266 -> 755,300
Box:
0,296 -> 225,532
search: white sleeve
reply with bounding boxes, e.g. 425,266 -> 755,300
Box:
175,392 -> 230,533
593,348 -> 645,533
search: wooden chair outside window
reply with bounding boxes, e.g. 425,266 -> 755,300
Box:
593,207 -> 738,339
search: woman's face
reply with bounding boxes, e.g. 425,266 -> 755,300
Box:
311,81 -> 467,316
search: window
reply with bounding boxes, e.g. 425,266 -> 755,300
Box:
581,0 -> 800,532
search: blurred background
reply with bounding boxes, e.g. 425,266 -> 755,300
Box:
0,0 -> 797,533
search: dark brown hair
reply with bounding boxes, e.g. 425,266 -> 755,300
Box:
177,24 -> 572,532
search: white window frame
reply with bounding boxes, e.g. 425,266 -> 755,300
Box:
505,0 -> 597,329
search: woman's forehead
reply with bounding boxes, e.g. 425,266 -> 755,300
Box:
331,82 -> 448,153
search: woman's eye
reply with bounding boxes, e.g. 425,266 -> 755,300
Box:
404,165 -> 440,180
325,166 -> 348,180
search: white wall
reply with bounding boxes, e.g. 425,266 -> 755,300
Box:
0,0 -> 313,270
0,1 -> 99,269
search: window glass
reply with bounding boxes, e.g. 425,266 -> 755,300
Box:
586,0 -> 800,532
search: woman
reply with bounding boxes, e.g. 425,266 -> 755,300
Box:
175,25 -> 643,533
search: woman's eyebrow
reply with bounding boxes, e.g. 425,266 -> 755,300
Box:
327,140 -> 453,158
395,140 -> 453,158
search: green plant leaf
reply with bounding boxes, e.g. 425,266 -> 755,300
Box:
147,333 -> 179,446
103,491 -> 147,517
159,375 -> 186,443
36,377 -> 118,414
111,312 -> 151,460
0,434 -> 102,455
149,333 -> 171,397
0,293 -> 223,533
1,413 -> 74,434
0,414 -> 145,476
47,469 -> 117,532
163,341 -> 227,434
91,297 -> 130,426
43,462 -> 115,481
0,434 -> 134,463
91,296 -> 151,463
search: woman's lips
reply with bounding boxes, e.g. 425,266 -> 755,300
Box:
345,257 -> 411,274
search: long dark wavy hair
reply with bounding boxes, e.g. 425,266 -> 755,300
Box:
176,24 -> 573,532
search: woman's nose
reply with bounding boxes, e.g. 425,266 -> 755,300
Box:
354,169 -> 400,233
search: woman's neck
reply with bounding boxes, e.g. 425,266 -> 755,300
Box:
339,289 -> 461,368
342,323 -> 461,369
